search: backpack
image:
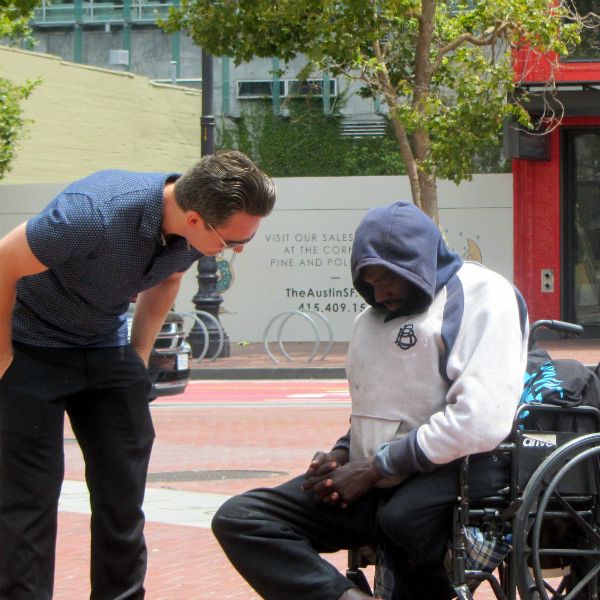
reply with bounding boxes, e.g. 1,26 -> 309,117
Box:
518,348 -> 600,436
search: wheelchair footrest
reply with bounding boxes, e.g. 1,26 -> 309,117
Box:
346,568 -> 373,596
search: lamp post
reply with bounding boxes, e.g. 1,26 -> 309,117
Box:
187,50 -> 231,358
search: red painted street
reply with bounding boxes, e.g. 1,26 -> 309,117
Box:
157,379 -> 352,405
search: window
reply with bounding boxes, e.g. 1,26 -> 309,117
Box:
287,79 -> 337,97
236,78 -> 337,99
237,80 -> 285,98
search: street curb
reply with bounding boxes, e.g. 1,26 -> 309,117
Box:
189,364 -> 597,380
190,367 -> 347,380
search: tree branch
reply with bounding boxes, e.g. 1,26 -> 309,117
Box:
413,0 -> 435,98
432,22 -> 509,72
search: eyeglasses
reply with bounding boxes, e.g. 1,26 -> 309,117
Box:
206,222 -> 255,250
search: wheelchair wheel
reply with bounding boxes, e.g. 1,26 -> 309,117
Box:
513,433 -> 600,600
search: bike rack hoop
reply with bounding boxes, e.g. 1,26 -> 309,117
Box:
262,310 -> 334,364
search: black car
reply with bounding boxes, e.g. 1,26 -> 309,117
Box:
127,309 -> 192,399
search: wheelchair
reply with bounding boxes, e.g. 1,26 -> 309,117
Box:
346,319 -> 600,600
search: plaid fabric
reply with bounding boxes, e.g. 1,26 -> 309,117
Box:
374,543 -> 395,599
464,526 -> 512,573
372,526 -> 511,599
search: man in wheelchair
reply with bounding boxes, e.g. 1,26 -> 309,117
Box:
212,201 -> 529,600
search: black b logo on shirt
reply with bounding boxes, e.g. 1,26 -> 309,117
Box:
396,324 -> 417,350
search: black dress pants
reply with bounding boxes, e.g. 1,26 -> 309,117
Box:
0,342 -> 155,600
212,453 -> 509,600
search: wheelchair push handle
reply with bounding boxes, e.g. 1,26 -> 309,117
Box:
528,319 -> 583,350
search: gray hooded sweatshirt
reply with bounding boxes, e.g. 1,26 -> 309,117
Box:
337,201 -> 528,485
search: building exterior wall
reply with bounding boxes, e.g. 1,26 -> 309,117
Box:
0,175 -> 513,342
216,55 -> 383,120
514,47 -> 600,84
0,45 -> 201,183
33,27 -> 203,81
514,115 -> 600,324
513,35 -> 600,325
513,127 -> 562,321
28,10 -> 381,121
198,174 -> 513,342
0,31 -> 513,343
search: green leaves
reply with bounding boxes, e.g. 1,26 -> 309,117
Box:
217,98 -> 407,176
165,0 -> 392,66
166,0 -> 591,216
0,76 -> 38,179
0,0 -> 37,41
0,0 -> 40,179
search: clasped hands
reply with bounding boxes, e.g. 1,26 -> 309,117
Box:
301,448 -> 383,507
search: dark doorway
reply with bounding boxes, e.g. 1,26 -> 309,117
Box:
562,128 -> 600,333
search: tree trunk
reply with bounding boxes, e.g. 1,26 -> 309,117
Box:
418,169 -> 439,225
372,10 -> 441,220
389,112 -> 422,209
372,41 -> 423,210
411,0 -> 438,223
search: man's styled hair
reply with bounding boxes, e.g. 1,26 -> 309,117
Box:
174,150 -> 276,227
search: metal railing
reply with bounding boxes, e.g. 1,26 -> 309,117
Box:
33,0 -> 174,25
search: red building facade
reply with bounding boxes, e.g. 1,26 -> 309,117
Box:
512,44 -> 600,334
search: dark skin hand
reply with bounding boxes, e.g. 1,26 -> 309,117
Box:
301,448 -> 383,507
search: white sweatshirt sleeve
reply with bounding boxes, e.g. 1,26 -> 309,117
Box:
414,266 -> 528,465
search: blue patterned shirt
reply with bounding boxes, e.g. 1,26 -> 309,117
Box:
13,169 -> 201,347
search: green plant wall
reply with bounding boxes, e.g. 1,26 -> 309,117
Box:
217,97 -> 508,177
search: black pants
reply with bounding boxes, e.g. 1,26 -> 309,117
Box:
212,453 -> 509,600
0,342 -> 155,600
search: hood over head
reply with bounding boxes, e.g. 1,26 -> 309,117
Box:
351,201 -> 463,315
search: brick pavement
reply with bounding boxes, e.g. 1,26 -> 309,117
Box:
59,397 -> 355,599
53,324 -> 600,600
56,381 -> 504,600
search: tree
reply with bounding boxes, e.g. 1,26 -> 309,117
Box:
0,0 -> 40,179
0,76 -> 37,179
165,0 -> 591,223
0,0 -> 38,40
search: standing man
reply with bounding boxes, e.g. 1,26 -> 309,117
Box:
212,201 -> 528,600
0,150 -> 275,599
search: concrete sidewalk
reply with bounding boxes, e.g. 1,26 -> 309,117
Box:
59,480 -> 229,529
190,337 -> 600,380
190,341 -> 348,379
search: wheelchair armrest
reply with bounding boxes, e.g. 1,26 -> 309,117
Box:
513,403 -> 600,433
